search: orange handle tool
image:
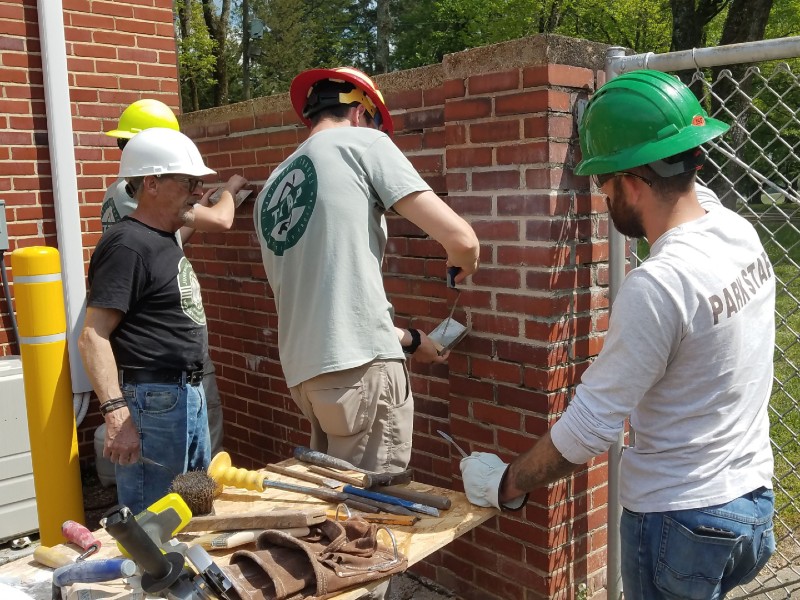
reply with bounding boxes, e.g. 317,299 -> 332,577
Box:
62,520 -> 102,560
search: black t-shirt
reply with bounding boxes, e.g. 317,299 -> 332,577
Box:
87,217 -> 206,372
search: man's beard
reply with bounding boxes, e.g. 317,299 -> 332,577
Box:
607,178 -> 645,239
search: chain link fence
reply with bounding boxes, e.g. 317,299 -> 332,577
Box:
608,39 -> 800,599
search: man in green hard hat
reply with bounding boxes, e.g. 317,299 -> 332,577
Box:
460,71 -> 776,599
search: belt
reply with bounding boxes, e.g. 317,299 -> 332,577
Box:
118,368 -> 204,387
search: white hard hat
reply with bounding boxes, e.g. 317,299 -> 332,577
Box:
118,128 -> 216,178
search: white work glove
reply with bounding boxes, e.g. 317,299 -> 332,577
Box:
459,452 -> 527,511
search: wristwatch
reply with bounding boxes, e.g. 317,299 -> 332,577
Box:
402,328 -> 421,355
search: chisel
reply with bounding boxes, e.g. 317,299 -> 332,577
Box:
342,485 -> 440,517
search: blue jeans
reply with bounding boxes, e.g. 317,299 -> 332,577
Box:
116,382 -> 210,515
621,487 -> 775,600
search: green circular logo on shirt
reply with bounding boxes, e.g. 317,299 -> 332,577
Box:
258,155 -> 317,256
177,257 -> 206,325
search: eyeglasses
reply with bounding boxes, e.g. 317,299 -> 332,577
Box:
592,171 -> 653,189
160,175 -> 203,193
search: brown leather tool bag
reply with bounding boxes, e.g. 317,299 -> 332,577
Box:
223,517 -> 407,600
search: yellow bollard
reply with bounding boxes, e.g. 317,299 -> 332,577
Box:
11,246 -> 84,546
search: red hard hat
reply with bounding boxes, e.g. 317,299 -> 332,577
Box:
289,67 -> 394,135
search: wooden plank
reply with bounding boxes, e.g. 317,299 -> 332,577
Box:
0,460 -> 497,599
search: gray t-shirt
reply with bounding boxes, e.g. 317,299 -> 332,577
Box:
254,127 -> 431,387
551,204 -> 775,512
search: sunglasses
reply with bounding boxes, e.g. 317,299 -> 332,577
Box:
592,171 -> 653,189
160,175 -> 204,193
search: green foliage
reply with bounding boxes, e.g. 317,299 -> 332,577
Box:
175,0 -> 218,109
175,0 -> 798,108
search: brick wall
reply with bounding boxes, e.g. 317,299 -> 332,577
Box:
0,4 -> 613,595
180,35 -> 611,599
0,0 -> 180,451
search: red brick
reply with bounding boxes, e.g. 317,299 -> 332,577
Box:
398,107 -> 443,130
446,147 -> 492,168
470,119 -> 520,144
388,88 -> 422,110
524,64 -> 594,90
0,36 -> 24,52
468,69 -> 520,94
445,123 -> 466,145
444,97 -> 492,121
497,141 -> 550,165
472,169 -> 520,191
443,78 -> 466,99
496,90 -> 572,116
423,85 -> 447,107
68,12 -> 115,30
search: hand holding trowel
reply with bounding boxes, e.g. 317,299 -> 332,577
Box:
430,266 -> 470,355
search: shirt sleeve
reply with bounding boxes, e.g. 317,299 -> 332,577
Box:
551,270 -> 684,464
87,242 -> 146,314
359,135 -> 431,210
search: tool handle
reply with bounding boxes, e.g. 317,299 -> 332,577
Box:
33,545 -> 75,569
378,485 -> 452,510
343,494 -> 415,516
102,507 -> 172,580
62,520 -> 101,553
53,558 -> 136,587
343,485 -> 440,517
447,266 -> 461,288
208,451 -> 265,492
294,446 -> 364,474
265,464 -> 339,488
307,465 -> 365,487
263,479 -> 344,503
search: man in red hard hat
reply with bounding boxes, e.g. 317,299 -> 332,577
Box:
255,68 -> 479,597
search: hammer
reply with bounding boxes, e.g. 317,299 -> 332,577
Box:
293,447 -> 413,488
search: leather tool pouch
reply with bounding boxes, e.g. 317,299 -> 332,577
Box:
223,517 -> 407,600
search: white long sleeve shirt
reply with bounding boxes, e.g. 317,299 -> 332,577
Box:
551,201 -> 775,512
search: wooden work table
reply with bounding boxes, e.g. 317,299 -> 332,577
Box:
0,460 -> 496,599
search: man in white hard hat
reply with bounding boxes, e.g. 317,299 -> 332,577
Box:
79,128 -> 217,514
102,99 -> 249,459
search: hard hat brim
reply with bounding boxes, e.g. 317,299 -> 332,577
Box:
574,117 -> 729,176
105,128 -> 135,140
290,68 -> 394,135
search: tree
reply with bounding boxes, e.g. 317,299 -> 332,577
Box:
175,0 -> 217,112
201,0 -> 235,105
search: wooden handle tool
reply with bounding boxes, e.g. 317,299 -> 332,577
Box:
293,447 -> 413,488
190,527 -> 310,550
307,465 -> 366,487
378,485 -> 452,510
326,510 -> 419,527
182,508 -> 326,533
265,464 -> 340,488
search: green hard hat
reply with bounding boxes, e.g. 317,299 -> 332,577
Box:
574,70 -> 729,176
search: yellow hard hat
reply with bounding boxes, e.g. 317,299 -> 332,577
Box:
106,99 -> 180,139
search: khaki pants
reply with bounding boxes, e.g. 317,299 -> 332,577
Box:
289,359 -> 413,472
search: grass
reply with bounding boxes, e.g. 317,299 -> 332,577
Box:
746,201 -> 800,540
